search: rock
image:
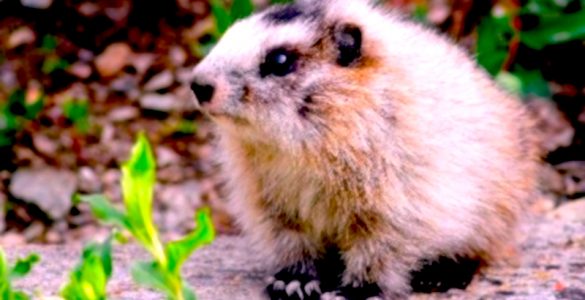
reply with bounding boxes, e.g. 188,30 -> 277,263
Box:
156,146 -> 181,167
131,53 -> 156,74
0,231 -> 26,246
77,166 -> 102,193
144,70 -> 174,91
77,2 -> 99,16
0,63 -> 19,91
23,221 -> 45,242
107,106 -> 139,122
67,62 -> 92,79
139,93 -> 179,112
78,49 -> 94,62
9,168 -> 77,219
548,199 -> 585,222
555,161 -> 585,198
32,134 -> 58,156
95,43 -> 132,77
110,74 -> 138,93
104,2 -> 130,22
20,0 -> 52,9
169,46 -> 187,67
7,27 -> 35,49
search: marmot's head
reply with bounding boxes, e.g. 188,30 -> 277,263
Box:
191,0 -> 396,153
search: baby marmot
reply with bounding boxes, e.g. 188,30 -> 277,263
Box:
190,0 -> 539,299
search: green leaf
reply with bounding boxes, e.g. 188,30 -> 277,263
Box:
230,0 -> 254,21
41,35 -> 58,52
9,254 -> 40,280
513,67 -> 551,97
121,133 -> 166,263
0,248 -> 35,300
521,10 -> 585,49
476,14 -> 514,76
131,261 -> 175,296
78,194 -> 131,230
495,71 -> 523,96
182,285 -> 196,300
211,0 -> 232,35
41,56 -> 70,74
61,239 -> 113,300
165,208 -> 215,274
62,98 -> 90,133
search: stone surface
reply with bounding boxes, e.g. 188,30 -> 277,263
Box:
9,168 -> 77,219
95,43 -> 132,77
139,93 -> 178,112
5,213 -> 585,300
20,0 -> 52,9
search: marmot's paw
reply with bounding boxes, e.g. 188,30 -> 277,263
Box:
321,283 -> 383,300
410,256 -> 480,293
265,266 -> 322,300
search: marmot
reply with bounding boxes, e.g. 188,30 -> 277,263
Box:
190,0 -> 539,299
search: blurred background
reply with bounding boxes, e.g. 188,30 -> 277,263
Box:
0,0 -> 583,245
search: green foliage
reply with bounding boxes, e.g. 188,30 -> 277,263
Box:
80,133 -> 215,300
210,0 -> 255,35
42,56 -> 70,74
60,238 -> 113,300
62,98 -> 90,133
40,34 -> 70,74
0,248 -> 40,300
0,89 -> 44,147
476,0 -> 585,97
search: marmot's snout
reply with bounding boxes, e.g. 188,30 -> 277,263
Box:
190,78 -> 215,105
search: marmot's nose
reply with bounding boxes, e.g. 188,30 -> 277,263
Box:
190,79 -> 215,105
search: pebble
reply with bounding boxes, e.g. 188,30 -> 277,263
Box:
9,168 -> 77,220
20,0 -> 53,9
548,198 -> 585,222
32,133 -> 58,156
169,45 -> 187,67
7,27 -> 35,49
78,166 -> 102,193
131,53 -> 156,74
139,93 -> 178,112
95,43 -> 132,77
68,62 -> 92,79
144,70 -> 174,91
108,106 -> 139,122
156,146 -> 181,167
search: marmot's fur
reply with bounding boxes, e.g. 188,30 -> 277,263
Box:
190,0 -> 539,299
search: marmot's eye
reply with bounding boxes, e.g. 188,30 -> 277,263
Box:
260,47 -> 298,77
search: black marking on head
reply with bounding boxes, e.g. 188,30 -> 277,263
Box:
298,105 -> 310,118
334,23 -> 363,67
303,95 -> 313,104
263,4 -> 304,24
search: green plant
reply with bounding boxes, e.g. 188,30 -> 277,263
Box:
210,0 -> 255,35
0,89 -> 44,147
79,133 -> 215,300
60,238 -> 113,300
0,248 -> 40,300
40,35 -> 70,74
62,98 -> 90,133
476,0 -> 585,97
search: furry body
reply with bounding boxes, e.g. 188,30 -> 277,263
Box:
190,0 -> 539,298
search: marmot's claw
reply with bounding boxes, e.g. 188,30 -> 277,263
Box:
266,267 -> 322,300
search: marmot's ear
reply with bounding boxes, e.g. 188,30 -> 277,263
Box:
333,23 -> 362,67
